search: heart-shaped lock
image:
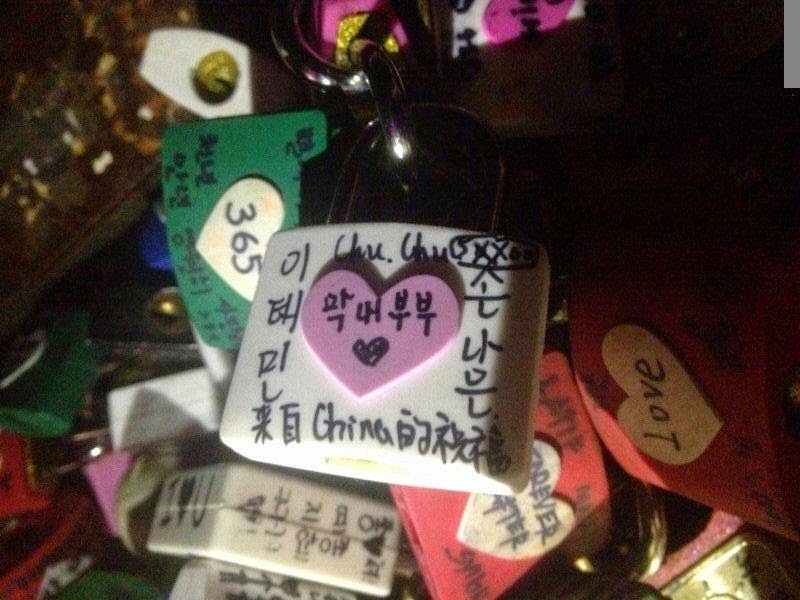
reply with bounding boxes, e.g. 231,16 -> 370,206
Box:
390,351 -> 610,600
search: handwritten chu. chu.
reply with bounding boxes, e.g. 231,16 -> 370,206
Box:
220,224 -> 550,494
147,462 -> 400,597
569,232 -> 800,541
390,352 -> 611,600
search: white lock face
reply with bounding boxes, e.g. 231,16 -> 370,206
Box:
221,224 -> 550,494
147,463 -> 401,597
108,367 -> 221,451
169,559 -> 357,600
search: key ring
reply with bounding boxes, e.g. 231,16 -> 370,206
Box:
273,0 -> 417,192
272,0 -> 371,94
349,38 -> 417,194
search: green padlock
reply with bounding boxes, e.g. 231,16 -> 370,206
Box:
0,311 -> 100,437
163,110 -> 328,350
56,571 -> 161,600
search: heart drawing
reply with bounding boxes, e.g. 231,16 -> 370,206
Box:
300,270 -> 460,399
352,337 -> 390,367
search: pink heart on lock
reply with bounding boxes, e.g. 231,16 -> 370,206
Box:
301,270 -> 461,399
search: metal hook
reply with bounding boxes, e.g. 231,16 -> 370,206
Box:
271,0 -> 371,94
273,1 -> 418,194
349,39 -> 417,194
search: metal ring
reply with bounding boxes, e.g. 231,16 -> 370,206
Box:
271,0 -> 371,94
350,39 -> 417,193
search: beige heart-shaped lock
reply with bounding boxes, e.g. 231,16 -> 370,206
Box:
456,440 -> 575,559
195,177 -> 284,300
602,323 -> 723,465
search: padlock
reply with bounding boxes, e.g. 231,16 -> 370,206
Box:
169,558 -> 357,600
389,350 -> 610,600
659,531 -> 800,598
0,489 -> 102,600
81,451 -> 133,537
146,462 -> 401,597
0,311 -> 100,438
161,109 -> 329,351
272,0 -> 428,96
314,0 -> 410,69
646,507 -> 743,590
220,39 -> 549,495
569,230 -> 800,540
106,367 -> 221,451
0,432 -> 53,519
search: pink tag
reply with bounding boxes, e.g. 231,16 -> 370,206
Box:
482,0 -> 576,44
301,271 -> 460,399
82,451 -> 133,536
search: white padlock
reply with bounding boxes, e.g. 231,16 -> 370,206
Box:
147,462 -> 401,597
107,367 -> 221,450
220,224 -> 549,494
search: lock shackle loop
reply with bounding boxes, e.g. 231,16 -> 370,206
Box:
271,0 -> 371,94
350,39 -> 417,194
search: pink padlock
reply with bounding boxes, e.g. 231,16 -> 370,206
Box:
82,451 -> 133,536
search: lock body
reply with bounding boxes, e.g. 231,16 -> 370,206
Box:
569,231 -> 800,540
147,462 -> 400,596
220,223 -> 548,493
430,0 -> 623,136
390,351 -> 610,600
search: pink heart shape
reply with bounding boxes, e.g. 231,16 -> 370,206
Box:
483,0 -> 577,44
301,270 -> 461,399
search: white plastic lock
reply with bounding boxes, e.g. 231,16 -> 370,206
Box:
108,367 -> 221,450
220,224 -> 549,494
169,559 -> 357,600
147,463 -> 401,597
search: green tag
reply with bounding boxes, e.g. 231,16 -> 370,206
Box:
56,571 -> 161,600
163,110 -> 328,349
0,311 -> 99,437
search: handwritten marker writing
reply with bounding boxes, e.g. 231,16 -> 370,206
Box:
569,232 -> 800,540
390,351 -> 611,600
146,462 -> 400,597
220,224 -> 550,494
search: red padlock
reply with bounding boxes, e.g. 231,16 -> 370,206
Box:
391,351 -> 610,600
0,432 -> 52,519
0,489 -> 97,600
569,230 -> 800,540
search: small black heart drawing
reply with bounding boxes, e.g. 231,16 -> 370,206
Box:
352,337 -> 390,367
363,534 -> 386,557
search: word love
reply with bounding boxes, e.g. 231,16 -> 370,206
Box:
602,324 -> 723,465
301,271 -> 460,399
